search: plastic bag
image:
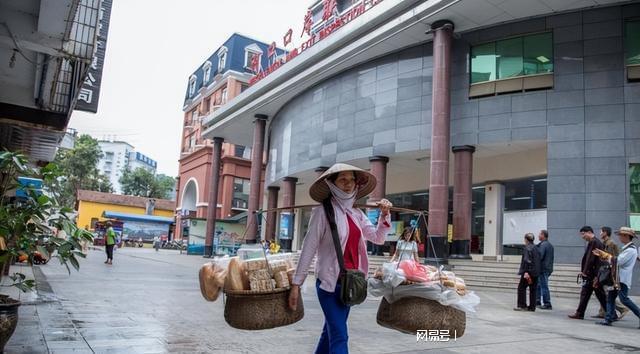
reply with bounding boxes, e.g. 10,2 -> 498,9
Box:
381,262 -> 406,287
237,244 -> 266,260
367,265 -> 480,314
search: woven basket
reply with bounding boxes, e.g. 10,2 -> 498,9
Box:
223,287 -> 304,330
376,296 -> 466,336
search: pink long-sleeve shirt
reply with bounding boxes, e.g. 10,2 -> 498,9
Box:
293,200 -> 391,292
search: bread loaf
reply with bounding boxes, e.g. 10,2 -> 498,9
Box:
225,258 -> 249,290
442,279 -> 455,288
245,259 -> 268,272
274,270 -> 290,288
248,269 -> 271,283
199,262 -> 226,301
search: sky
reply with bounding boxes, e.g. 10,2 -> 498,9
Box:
69,0 -> 311,177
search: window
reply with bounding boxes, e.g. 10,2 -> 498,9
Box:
503,177 -> 547,211
188,75 -> 197,96
191,110 -> 198,124
471,32 -> 553,84
233,178 -> 250,209
234,145 -> 245,158
189,135 -> 196,149
203,97 -> 211,114
244,49 -> 262,71
217,47 -> 227,71
626,21 -> 640,65
90,218 -> 99,230
203,62 -> 212,83
221,87 -> 228,103
240,84 -> 249,93
630,164 -> 640,229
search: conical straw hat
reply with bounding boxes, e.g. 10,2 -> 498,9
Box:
308,163 -> 377,202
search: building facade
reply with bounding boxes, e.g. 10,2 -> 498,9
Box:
0,0 -> 112,162
175,33 -> 286,245
97,140 -> 159,193
202,0 -> 640,284
128,151 -> 158,174
76,190 -> 175,235
98,140 -> 134,194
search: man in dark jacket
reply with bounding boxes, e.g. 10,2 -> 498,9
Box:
568,226 -> 607,319
515,233 -> 541,312
536,230 -> 554,310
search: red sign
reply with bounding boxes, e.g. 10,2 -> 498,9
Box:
250,0 -> 384,86
322,0 -> 338,22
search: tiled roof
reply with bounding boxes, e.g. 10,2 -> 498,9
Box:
76,190 -> 175,211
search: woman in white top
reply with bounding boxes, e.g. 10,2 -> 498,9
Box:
390,228 -> 419,262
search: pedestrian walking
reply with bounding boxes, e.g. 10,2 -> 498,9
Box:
153,235 -> 160,252
594,226 -> 628,320
568,226 -> 607,320
289,163 -> 392,353
536,230 -> 554,310
514,233 -> 541,312
104,221 -> 116,265
390,227 -> 419,262
593,227 -> 640,328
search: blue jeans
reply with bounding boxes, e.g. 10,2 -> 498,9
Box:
536,272 -> 551,306
316,279 -> 350,354
607,283 -> 640,323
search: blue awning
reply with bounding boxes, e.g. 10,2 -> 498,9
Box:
102,211 -> 174,224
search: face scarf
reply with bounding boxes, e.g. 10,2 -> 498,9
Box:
325,179 -> 357,213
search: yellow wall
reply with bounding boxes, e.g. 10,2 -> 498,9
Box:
77,201 -> 174,230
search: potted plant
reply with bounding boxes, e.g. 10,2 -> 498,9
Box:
0,151 -> 93,352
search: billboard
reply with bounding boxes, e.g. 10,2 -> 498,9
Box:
121,220 -> 169,242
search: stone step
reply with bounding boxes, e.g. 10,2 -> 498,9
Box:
451,268 -> 580,278
463,280 -> 581,297
452,273 -> 580,288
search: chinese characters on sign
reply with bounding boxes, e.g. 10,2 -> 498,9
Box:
249,0 -> 384,85
75,0 -> 113,113
416,330 -> 457,342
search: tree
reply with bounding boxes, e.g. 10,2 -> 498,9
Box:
154,174 -> 176,199
47,134 -> 112,208
119,168 -> 174,199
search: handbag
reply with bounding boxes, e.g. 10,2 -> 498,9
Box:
322,198 -> 368,306
597,263 -> 613,287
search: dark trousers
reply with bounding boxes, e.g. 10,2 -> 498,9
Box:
517,275 -> 538,310
105,244 -> 114,260
575,278 -> 607,317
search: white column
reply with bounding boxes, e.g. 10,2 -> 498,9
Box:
483,182 -> 505,259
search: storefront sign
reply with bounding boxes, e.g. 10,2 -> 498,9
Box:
76,0 -> 113,113
249,0 -> 384,85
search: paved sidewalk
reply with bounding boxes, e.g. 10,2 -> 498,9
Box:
4,248 -> 640,353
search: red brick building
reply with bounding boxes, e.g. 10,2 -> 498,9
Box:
174,34 -> 281,240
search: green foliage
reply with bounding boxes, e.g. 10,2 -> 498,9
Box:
119,168 -> 175,199
47,134 -> 112,208
0,151 -> 93,293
